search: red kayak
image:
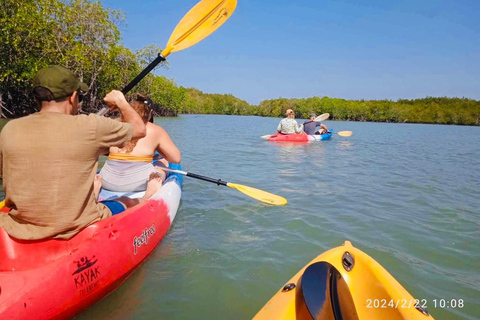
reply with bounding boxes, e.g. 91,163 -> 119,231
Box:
267,131 -> 333,142
268,133 -> 309,142
0,165 -> 182,320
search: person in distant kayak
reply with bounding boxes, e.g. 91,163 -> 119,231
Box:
301,113 -> 329,135
277,109 -> 302,134
98,93 -> 181,193
0,65 -> 162,240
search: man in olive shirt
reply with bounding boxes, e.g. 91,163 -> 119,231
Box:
0,65 -> 154,240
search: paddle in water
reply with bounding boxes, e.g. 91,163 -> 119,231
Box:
98,0 -> 237,116
160,167 -> 287,206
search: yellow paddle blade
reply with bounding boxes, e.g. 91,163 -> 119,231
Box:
260,134 -> 272,139
162,0 -> 237,57
227,183 -> 287,206
0,200 -> 4,209
315,113 -> 329,122
337,131 -> 353,137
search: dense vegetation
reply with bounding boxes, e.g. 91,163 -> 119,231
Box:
0,0 -> 184,117
181,90 -> 479,126
254,96 -> 480,125
181,88 -> 255,115
1,0 -> 479,125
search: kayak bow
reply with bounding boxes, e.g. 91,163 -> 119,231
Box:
253,241 -> 434,320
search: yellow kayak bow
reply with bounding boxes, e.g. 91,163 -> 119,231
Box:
253,241 -> 434,320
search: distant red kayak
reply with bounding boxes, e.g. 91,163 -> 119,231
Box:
268,130 -> 333,142
0,165 -> 182,320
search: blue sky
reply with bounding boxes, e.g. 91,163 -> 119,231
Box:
99,0 -> 480,105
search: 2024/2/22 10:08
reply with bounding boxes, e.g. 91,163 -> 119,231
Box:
366,299 -> 464,309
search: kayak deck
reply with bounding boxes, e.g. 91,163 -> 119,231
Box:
253,241 -> 434,320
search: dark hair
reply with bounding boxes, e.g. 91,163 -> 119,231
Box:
33,87 -> 55,101
33,86 -> 71,103
123,93 -> 152,123
33,87 -> 70,103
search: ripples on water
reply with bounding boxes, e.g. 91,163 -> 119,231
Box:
2,116 -> 478,319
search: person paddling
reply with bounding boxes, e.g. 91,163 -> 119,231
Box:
277,109 -> 302,134
302,113 -> 329,135
0,65 -> 161,240
99,93 -> 181,193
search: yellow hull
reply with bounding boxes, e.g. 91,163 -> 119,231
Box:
253,241 -> 434,320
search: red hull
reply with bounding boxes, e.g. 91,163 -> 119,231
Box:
267,133 -> 309,142
0,199 -> 172,320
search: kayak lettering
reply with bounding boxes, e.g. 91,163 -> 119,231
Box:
74,267 -> 101,289
78,279 -> 100,296
133,224 -> 156,255
72,256 -> 101,294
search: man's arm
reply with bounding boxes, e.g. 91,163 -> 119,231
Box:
103,90 -> 146,139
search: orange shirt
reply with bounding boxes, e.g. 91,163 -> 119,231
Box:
0,112 -> 133,240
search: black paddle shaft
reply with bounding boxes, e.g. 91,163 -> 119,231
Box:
186,172 -> 228,186
121,54 -> 166,94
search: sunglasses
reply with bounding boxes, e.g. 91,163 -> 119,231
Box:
77,90 -> 84,103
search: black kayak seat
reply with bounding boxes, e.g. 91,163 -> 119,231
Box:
301,261 -> 359,320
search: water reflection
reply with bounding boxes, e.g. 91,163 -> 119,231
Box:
76,263 -> 148,320
273,142 -> 328,164
338,141 -> 352,149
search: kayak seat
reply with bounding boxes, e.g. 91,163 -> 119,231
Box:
301,261 -> 359,320
253,241 -> 432,320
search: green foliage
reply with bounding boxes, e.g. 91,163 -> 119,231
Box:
253,96 -> 480,125
181,88 -> 254,116
0,0 -> 57,116
141,76 -> 185,116
0,0 -> 182,117
179,90 -> 479,125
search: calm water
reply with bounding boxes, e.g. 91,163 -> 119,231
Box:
1,115 -> 479,319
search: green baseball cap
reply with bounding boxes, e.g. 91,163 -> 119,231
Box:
33,65 -> 89,100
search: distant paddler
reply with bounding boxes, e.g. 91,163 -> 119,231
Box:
277,109 -> 302,134
301,113 -> 330,135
